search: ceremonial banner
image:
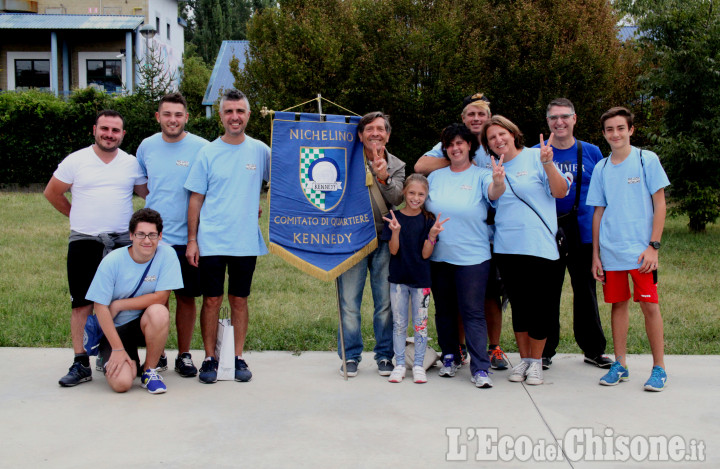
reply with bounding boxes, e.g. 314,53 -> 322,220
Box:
268,112 -> 377,281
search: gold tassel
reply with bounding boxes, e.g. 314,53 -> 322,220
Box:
269,239 -> 378,282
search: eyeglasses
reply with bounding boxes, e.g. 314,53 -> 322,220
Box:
133,232 -> 159,240
547,113 -> 575,121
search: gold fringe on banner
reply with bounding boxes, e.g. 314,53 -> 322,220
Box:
268,238 -> 378,282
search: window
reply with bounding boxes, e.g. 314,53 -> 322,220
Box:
86,60 -> 122,93
167,23 -> 171,39
78,52 -> 126,93
156,17 -> 160,33
14,59 -> 50,90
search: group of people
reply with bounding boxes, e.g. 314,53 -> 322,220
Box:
45,88 -> 669,395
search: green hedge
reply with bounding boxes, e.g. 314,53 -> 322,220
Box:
0,89 -> 222,186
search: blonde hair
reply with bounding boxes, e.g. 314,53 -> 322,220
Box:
403,174 -> 434,220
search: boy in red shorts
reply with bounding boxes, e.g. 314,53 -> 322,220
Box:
587,107 -> 670,392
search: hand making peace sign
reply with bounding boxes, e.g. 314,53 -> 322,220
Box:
490,153 -> 505,185
539,132 -> 555,164
429,212 -> 450,239
382,210 -> 401,232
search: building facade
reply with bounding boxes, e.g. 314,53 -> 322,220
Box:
0,0 -> 185,95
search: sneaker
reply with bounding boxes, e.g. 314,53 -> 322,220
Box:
198,357 -> 218,384
175,352 -> 198,377
58,361 -> 92,387
235,357 -> 252,382
525,361 -> 544,385
339,360 -> 358,377
459,344 -> 469,364
155,354 -> 168,372
141,368 -> 167,394
438,354 -> 460,377
508,361 -> 529,382
377,359 -> 393,376
542,357 -> 552,370
488,345 -> 508,370
388,365 -> 406,383
95,356 -> 104,372
643,366 -> 667,392
412,366 -> 427,383
585,355 -> 613,369
599,361 -> 629,386
471,370 -> 493,388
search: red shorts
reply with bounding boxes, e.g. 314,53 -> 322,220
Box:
602,269 -> 658,304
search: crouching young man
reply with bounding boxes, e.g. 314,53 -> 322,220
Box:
86,208 -> 183,394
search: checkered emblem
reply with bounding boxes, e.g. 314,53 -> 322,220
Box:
301,148 -> 327,209
300,147 -> 346,211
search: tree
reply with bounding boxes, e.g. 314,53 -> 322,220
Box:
233,0 -> 639,161
618,0 -> 720,232
182,0 -> 273,65
179,44 -> 213,118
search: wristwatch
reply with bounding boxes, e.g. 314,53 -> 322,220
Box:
649,241 -> 661,250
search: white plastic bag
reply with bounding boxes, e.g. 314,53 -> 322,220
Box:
215,314 -> 235,381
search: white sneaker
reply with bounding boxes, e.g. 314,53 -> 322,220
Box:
388,365 -> 406,383
412,366 -> 427,383
525,361 -> 544,385
508,361 -> 530,382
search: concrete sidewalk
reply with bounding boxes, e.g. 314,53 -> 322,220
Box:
0,348 -> 716,468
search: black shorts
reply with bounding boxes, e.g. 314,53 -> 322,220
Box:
67,238 -> 130,309
486,250 -> 503,303
98,315 -> 146,376
172,245 -> 202,298
199,255 -> 257,298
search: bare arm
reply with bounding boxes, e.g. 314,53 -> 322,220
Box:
186,192 -> 205,267
134,183 -> 149,199
637,189 -> 666,273
43,176 -> 72,217
591,206 -> 605,283
108,291 -> 171,317
414,155 -> 449,176
94,303 -> 134,379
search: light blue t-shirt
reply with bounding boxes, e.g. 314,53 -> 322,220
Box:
86,244 -> 183,326
137,132 -> 209,246
494,147 -> 567,260
184,135 -> 271,257
426,165 -> 495,265
586,147 -> 670,271
425,141 -> 494,169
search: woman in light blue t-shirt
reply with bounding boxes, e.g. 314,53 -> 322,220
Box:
479,115 -> 569,387
426,123 -> 506,388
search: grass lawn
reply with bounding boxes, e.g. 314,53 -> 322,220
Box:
0,192 -> 718,355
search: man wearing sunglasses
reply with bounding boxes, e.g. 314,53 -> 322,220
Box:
85,208 -> 182,394
535,98 -> 611,370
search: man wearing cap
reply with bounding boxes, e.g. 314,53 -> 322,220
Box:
414,93 -> 508,372
534,98 -> 611,370
337,111 -> 406,377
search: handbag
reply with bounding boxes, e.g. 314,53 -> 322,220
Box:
505,175 -> 569,258
83,254 -> 155,356
215,306 -> 236,381
404,337 -> 441,371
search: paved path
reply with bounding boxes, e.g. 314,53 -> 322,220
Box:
0,349 -> 716,468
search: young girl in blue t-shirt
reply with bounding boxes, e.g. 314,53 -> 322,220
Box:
381,174 -> 448,383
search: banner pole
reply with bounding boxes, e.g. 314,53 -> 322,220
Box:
336,278 -> 348,380
317,93 -> 323,116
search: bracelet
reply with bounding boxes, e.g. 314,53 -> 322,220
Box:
542,160 -> 552,165
428,237 -> 437,245
112,348 -> 125,352
188,239 -> 197,242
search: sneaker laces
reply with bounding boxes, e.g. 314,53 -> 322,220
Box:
144,368 -> 163,383
526,362 -> 542,380
442,355 -> 454,368
650,366 -> 664,379
490,346 -> 507,362
180,355 -> 193,367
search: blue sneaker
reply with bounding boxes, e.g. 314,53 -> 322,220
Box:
198,357 -> 218,384
439,354 -> 460,377
644,366 -> 667,392
58,361 -> 92,387
235,357 -> 252,382
141,368 -> 167,394
599,360 -> 629,386
471,370 -> 493,388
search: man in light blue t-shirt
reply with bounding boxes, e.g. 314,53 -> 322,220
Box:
534,98 -> 611,370
137,92 -> 209,378
86,208 -> 183,394
185,89 -> 270,384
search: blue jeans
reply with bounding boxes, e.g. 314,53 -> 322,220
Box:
390,283 -> 430,367
336,241 -> 393,363
431,260 -> 491,375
